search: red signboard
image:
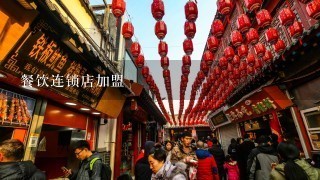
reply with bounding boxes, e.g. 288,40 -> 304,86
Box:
225,86 -> 293,122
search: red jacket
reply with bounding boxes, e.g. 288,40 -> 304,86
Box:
196,149 -> 219,180
224,161 -> 240,180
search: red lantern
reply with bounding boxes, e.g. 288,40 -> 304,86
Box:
306,0 -> 320,19
265,28 -> 279,44
130,42 -> 141,57
155,21 -> 167,40
244,0 -> 262,12
232,68 -> 240,80
198,71 -> 205,81
207,36 -> 219,52
112,0 -> 126,18
161,56 -> 169,69
182,66 -> 190,76
263,50 -> 273,64
246,28 -> 259,45
158,41 -> 168,57
135,54 -> 145,68
211,19 -> 224,38
141,66 -> 149,78
151,0 -> 165,20
219,56 -> 228,70
163,69 -> 170,80
185,1 -> 198,22
182,55 -> 191,67
247,66 -> 255,76
254,59 -> 263,72
200,61 -> 209,74
232,55 -> 241,68
246,53 -> 256,67
279,8 -> 296,26
237,44 -> 249,59
122,21 -> 134,39
237,14 -> 251,33
183,39 -> 193,55
239,61 -> 247,76
256,9 -> 272,28
222,70 -> 229,79
224,46 -> 235,61
288,21 -> 303,39
203,50 -> 214,66
146,75 -> 153,84
273,39 -> 286,54
227,63 -> 234,75
254,42 -> 266,58
214,66 -> 222,79
184,21 -> 197,39
217,0 -> 233,15
230,30 -> 243,47
181,75 -> 188,83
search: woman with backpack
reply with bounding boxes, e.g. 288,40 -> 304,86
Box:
270,142 -> 320,180
148,144 -> 187,180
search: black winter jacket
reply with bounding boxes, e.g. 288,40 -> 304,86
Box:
208,144 -> 225,175
134,157 -> 153,180
0,161 -> 46,180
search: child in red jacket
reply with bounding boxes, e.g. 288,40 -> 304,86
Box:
224,154 -> 240,180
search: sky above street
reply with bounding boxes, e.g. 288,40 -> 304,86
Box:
93,0 -> 218,115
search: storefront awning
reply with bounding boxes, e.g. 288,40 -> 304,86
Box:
225,85 -> 293,122
123,79 -> 167,125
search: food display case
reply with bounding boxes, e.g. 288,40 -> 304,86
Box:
301,107 -> 320,151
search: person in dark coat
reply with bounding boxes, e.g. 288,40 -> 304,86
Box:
134,141 -> 155,180
208,137 -> 226,180
228,138 -> 238,161
237,134 -> 255,180
247,135 -> 279,180
0,139 -> 46,180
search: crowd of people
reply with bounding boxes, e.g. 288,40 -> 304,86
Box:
134,132 -> 320,180
0,132 -> 320,180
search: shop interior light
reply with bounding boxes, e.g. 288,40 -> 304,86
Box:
80,108 -> 90,111
21,86 -> 39,91
65,102 -> 77,106
92,112 -> 101,115
0,73 -> 7,78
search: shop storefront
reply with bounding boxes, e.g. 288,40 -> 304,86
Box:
291,76 -> 320,167
207,108 -> 239,153
34,101 -> 98,179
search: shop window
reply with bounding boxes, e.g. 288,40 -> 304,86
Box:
304,111 -> 320,129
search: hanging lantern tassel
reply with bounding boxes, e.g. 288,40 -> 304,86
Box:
282,54 -> 285,61
299,38 -> 303,45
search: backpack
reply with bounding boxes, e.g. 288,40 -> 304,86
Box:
89,157 -> 112,180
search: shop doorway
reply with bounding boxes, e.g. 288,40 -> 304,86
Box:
35,124 -> 85,179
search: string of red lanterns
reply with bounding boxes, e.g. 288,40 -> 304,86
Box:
152,0 -> 176,125
178,0 -> 198,126
117,1 -> 171,124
